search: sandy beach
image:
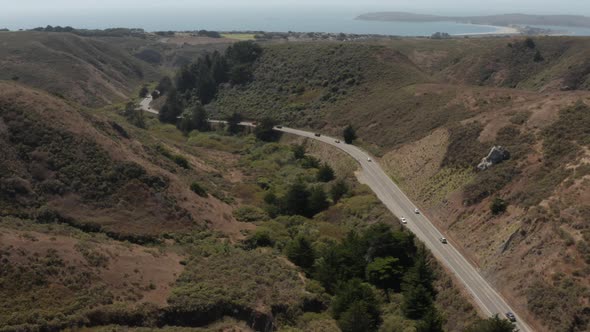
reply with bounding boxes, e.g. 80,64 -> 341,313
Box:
453,24 -> 520,36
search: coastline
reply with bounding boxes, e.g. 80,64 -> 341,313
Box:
453,24 -> 520,36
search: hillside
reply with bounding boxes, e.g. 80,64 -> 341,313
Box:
213,37 -> 590,332
0,31 -> 159,107
0,78 -> 481,331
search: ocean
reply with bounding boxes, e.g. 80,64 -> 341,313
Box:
2,8 -> 590,36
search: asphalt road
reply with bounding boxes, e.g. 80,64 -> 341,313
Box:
138,95 -> 158,115
161,116 -> 533,331
225,121 -> 533,332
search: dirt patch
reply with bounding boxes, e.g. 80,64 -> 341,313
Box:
0,228 -> 184,306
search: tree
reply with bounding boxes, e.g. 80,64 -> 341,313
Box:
402,246 -> 435,295
225,41 -> 263,64
402,284 -> 433,319
330,180 -> 349,203
490,197 -> 507,215
366,256 -> 403,297
524,37 -> 536,49
177,103 -> 209,134
122,101 -> 145,128
465,315 -> 518,332
317,163 -> 335,182
176,64 -> 197,93
211,51 -> 229,84
286,235 -> 316,270
139,86 -> 149,98
159,89 -> 183,123
292,144 -> 306,160
156,76 -> 173,95
332,279 -> 380,328
338,301 -> 377,332
534,50 -> 544,62
308,186 -> 329,216
254,117 -> 280,142
281,181 -> 310,216
415,307 -> 444,332
229,63 -> 254,85
343,125 -> 357,144
226,112 -> 243,135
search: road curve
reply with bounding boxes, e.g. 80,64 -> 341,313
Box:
212,121 -> 533,332
138,95 -> 158,115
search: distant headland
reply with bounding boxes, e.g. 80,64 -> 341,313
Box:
357,12 -> 590,28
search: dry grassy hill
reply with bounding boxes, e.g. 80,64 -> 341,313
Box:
0,31 -> 160,107
214,37 -> 590,332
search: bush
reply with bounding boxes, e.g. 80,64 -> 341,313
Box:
233,205 -> 268,222
490,197 -> 507,215
317,163 -> 335,182
244,230 -> 275,249
190,182 -> 207,197
330,180 -> 349,203
286,235 -> 316,270
343,125 -> 357,144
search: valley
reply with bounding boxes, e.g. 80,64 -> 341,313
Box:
1,28 -> 589,332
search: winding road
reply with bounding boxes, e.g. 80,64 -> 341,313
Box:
147,98 -> 533,331
274,126 -> 533,332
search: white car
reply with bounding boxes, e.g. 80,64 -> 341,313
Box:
367,157 -> 372,162
440,238 -> 448,244
401,217 -> 407,224
414,208 -> 420,214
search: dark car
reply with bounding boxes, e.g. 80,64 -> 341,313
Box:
314,133 -> 321,137
275,125 -> 283,129
505,312 -> 516,322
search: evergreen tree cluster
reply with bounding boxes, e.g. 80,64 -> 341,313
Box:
159,41 -> 263,130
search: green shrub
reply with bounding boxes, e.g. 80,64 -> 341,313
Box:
490,197 -> 507,215
190,182 -> 207,197
317,163 -> 335,182
244,230 -> 275,249
233,205 -> 268,222
286,235 -> 316,270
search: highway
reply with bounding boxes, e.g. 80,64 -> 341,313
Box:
233,121 -> 533,332
148,101 -> 533,331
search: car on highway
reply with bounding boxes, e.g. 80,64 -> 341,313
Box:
400,217 -> 407,224
314,133 -> 321,137
414,208 -> 420,214
335,140 -> 341,143
439,238 -> 448,244
505,312 -> 516,322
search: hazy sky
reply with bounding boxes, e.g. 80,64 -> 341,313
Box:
4,0 -> 590,15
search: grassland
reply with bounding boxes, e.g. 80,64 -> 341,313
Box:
212,37 -> 590,332
3,31 -> 590,331
221,33 -> 257,40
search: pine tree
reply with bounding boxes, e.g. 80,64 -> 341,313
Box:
317,162 -> 335,182
281,181 -> 310,216
338,301 -> 377,332
308,186 -> 329,216
465,315 -> 518,332
343,125 -> 357,144
330,180 -> 349,203
286,235 -> 316,270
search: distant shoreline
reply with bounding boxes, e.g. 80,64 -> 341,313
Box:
454,24 -> 520,36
